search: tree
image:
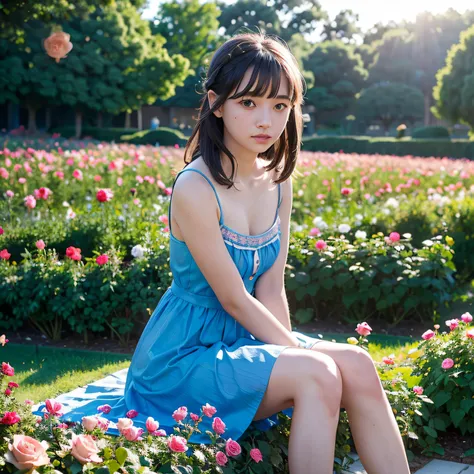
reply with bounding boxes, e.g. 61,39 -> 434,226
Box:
302,40 -> 367,128
356,82 -> 424,134
321,9 -> 361,44
0,1 -> 192,136
362,20 -> 399,45
217,0 -> 326,43
150,0 -> 221,110
367,29 -> 418,87
432,24 -> 474,135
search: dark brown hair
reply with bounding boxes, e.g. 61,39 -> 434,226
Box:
183,32 -> 306,188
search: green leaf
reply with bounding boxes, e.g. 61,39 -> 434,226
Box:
464,448 -> 474,457
433,417 -> 446,431
450,409 -> 465,428
115,447 -> 128,465
294,308 -> 313,324
433,391 -> 451,408
423,426 -> 438,438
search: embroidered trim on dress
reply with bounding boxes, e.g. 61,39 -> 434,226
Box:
220,216 -> 281,249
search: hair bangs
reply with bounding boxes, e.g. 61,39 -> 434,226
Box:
228,54 -> 285,101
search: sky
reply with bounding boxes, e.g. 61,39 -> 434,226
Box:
141,0 -> 472,35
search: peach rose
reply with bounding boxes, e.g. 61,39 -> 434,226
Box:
44,32 -> 73,63
5,434 -> 50,470
117,417 -> 133,434
70,433 -> 103,465
81,416 -> 99,431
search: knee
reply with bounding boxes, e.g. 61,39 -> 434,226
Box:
306,353 -> 343,413
345,346 -> 382,394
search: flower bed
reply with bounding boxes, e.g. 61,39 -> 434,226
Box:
1,314 -> 473,473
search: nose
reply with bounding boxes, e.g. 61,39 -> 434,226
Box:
256,105 -> 272,130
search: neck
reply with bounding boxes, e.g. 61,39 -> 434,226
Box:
220,131 -> 265,186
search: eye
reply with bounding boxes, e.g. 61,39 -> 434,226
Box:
239,99 -> 288,111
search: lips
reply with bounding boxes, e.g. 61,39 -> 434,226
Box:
252,135 -> 271,139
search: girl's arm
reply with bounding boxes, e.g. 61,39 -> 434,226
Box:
254,177 -> 292,332
172,171 -> 300,348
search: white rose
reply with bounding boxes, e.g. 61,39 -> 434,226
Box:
355,230 -> 367,240
131,245 -> 145,259
338,224 -> 351,233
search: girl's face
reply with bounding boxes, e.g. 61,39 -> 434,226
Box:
208,66 -> 292,159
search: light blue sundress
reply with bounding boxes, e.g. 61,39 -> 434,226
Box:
33,166 -> 321,443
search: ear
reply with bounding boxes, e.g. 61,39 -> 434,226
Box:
207,90 -> 223,118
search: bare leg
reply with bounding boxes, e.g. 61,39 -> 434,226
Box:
253,348 -> 343,474
310,341 -> 410,474
289,357 -> 343,474
343,376 -> 410,474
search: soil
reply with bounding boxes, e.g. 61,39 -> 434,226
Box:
5,324 -> 474,473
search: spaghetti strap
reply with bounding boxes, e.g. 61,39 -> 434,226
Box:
274,182 -> 282,220
168,168 -> 224,238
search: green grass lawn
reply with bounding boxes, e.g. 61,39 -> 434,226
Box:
2,334 -> 421,405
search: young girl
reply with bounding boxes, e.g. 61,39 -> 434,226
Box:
36,32 -> 410,474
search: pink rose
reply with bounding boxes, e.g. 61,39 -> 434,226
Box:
309,227 -> 321,236
123,426 -> 143,441
0,249 -> 11,260
96,254 -> 109,265
212,416 -> 226,435
97,404 -> 111,414
225,438 -> 242,457
172,406 -> 188,422
70,433 -> 103,465
5,388 -> 12,395
0,334 -> 9,346
36,240 -> 46,250
445,319 -> 459,331
355,322 -> 372,337
34,187 -> 52,200
422,329 -> 435,340
461,312 -> 473,323
0,226 -> 3,235
413,386 -> 424,395
5,190 -> 14,198
5,434 -> 50,470
466,329 -> 474,339
341,187 -> 352,195
146,417 -> 159,433
8,381 -> 19,389
1,411 -> 21,425
167,435 -> 187,453
202,403 -> 217,418
96,188 -> 114,203
24,195 -> 36,209
96,417 -> 109,432
382,356 -> 394,365
43,32 -> 73,63
2,362 -> 14,376
45,399 -> 63,416
159,214 -> 169,225
216,451 -> 228,466
389,232 -> 400,242
81,416 -> 99,431
190,413 -> 200,421
250,448 -> 263,463
72,169 -> 83,180
315,239 -> 327,250
441,358 -> 454,370
65,246 -> 81,261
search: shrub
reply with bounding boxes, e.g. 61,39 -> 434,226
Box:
409,314 -> 474,457
120,128 -> 188,147
411,126 -> 450,139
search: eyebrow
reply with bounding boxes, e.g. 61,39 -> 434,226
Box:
240,93 -> 291,101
